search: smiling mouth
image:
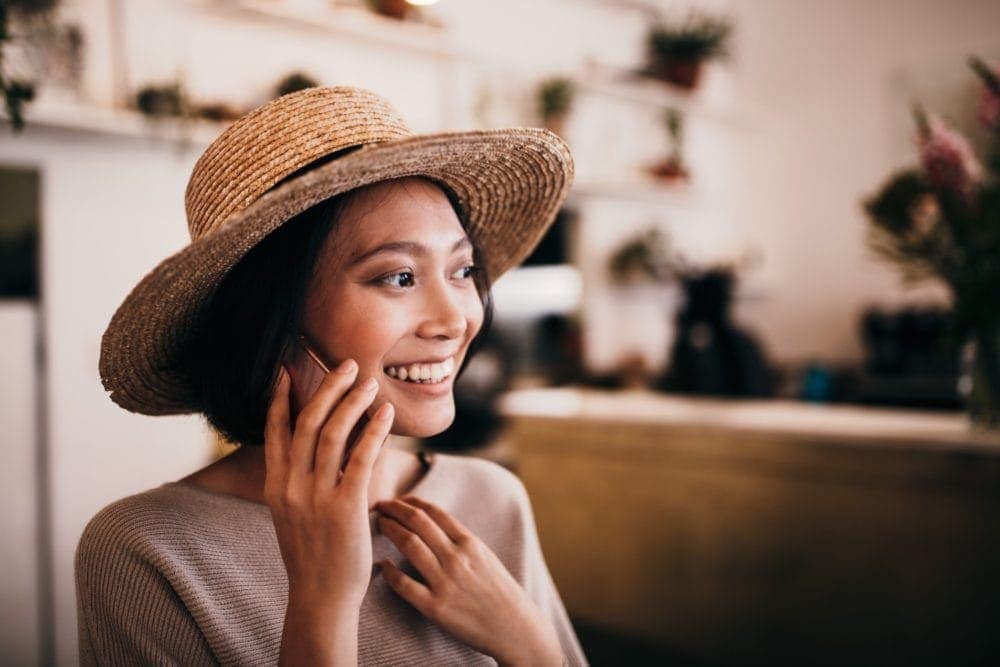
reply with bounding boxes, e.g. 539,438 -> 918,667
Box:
383,356 -> 456,384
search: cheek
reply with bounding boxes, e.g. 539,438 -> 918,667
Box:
467,294 -> 486,337
343,309 -> 405,353
314,300 -> 405,363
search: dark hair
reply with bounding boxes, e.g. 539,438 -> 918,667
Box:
183,179 -> 494,447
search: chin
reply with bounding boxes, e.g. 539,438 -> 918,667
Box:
391,403 -> 456,439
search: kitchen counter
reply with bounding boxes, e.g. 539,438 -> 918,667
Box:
498,387 -> 1000,666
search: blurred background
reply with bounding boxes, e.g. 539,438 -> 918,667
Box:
3,0 -> 1000,665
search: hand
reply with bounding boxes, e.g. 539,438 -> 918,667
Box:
374,496 -> 565,667
264,360 -> 394,612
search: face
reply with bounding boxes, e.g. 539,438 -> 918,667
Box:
298,176 -> 485,438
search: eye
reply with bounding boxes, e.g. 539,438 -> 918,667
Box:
454,264 -> 479,281
377,270 -> 415,288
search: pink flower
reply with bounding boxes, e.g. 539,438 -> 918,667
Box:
916,114 -> 983,197
979,77 -> 1000,129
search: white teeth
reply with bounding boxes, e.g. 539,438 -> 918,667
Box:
384,357 -> 454,384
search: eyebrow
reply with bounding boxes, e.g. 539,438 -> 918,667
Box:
348,236 -> 473,267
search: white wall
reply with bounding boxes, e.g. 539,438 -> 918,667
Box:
0,130 -> 216,666
0,303 -> 41,666
728,0 -> 1000,365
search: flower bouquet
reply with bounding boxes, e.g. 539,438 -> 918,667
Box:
863,56 -> 1000,427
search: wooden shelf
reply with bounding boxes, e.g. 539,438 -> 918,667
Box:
578,60 -> 745,128
574,0 -> 661,15
14,98 -> 227,146
202,0 -> 459,59
571,178 -> 698,204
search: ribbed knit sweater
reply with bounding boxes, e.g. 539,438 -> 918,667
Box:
75,452 -> 588,666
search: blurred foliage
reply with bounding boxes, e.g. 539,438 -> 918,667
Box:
136,82 -> 185,117
0,0 -> 57,131
863,56 -> 1000,425
537,77 -> 575,120
608,227 -> 674,284
864,58 -> 1000,340
274,71 -> 319,99
647,12 -> 732,63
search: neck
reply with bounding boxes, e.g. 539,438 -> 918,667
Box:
228,435 -> 415,504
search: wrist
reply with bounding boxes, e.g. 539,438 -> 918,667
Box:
495,630 -> 564,667
286,586 -> 362,627
280,592 -> 361,667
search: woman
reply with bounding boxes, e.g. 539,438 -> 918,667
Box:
75,87 -> 586,665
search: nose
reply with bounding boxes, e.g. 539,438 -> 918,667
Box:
416,277 -> 467,340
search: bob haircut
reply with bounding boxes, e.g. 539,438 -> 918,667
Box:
183,178 -> 495,447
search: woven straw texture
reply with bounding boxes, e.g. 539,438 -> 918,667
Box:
99,86 -> 574,415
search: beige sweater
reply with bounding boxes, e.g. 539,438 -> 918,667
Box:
75,452 -> 588,666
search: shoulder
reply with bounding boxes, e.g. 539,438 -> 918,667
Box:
75,482 -> 264,577
78,484 -> 204,546
432,452 -> 531,507
424,453 -> 536,542
76,487 -> 175,580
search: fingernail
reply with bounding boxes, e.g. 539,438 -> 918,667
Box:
336,359 -> 357,374
375,402 -> 394,421
361,377 -> 378,392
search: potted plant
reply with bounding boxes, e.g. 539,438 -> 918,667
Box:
643,12 -> 732,90
365,0 -> 412,21
646,108 -> 689,183
274,71 -> 319,98
608,227 -> 674,285
1,0 -> 60,131
135,82 -> 186,118
536,77 -> 574,137
863,56 -> 1000,428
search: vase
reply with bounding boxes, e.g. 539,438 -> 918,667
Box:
650,58 -> 704,89
968,327 -> 1000,429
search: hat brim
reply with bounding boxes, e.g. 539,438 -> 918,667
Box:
99,127 -> 574,415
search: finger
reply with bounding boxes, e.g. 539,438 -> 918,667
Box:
378,516 -> 443,586
397,495 -> 474,545
263,366 -> 292,489
374,498 -> 455,562
340,402 -> 394,496
288,360 -> 357,482
378,559 -> 435,615
313,377 -> 380,485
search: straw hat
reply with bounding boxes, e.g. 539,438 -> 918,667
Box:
99,86 -> 574,415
